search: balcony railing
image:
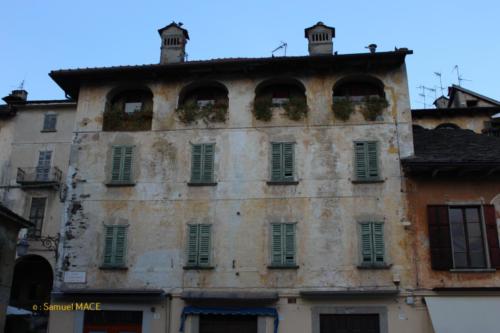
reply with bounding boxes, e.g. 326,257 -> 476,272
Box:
16,166 -> 62,189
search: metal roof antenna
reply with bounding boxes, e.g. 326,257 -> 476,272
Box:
272,41 -> 288,57
433,72 -> 445,96
452,65 -> 471,86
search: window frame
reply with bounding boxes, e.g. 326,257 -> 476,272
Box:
188,143 -> 216,186
108,145 -> 135,186
101,225 -> 128,269
358,221 -> 388,268
185,224 -> 213,269
42,113 -> 58,132
27,197 -> 47,238
448,204 -> 490,270
269,222 -> 298,268
353,141 -> 381,183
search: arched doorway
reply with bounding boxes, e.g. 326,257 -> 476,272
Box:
6,255 -> 53,333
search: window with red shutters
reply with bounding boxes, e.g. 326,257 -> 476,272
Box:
427,205 -> 453,270
484,205 -> 500,268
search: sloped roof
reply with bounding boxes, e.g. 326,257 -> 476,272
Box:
158,22 -> 189,39
405,126 -> 500,164
448,84 -> 500,108
304,21 -> 336,38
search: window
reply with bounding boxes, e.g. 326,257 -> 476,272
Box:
36,151 -> 52,181
42,114 -> 57,131
190,143 -> 215,184
110,145 -> 134,184
466,100 -> 478,107
359,222 -> 385,266
124,102 -> 142,114
28,198 -> 46,237
427,205 -> 500,270
354,141 -> 379,181
102,225 -> 127,267
270,142 -> 295,182
186,224 -> 212,267
270,223 -> 296,267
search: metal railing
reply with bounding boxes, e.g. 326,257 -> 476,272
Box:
16,166 -> 62,187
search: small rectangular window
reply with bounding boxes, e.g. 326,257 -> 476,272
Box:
110,145 -> 134,184
354,141 -> 379,181
28,198 -> 46,237
271,142 -> 295,182
190,143 -> 215,183
103,225 -> 128,267
43,114 -> 57,131
124,102 -> 142,114
186,224 -> 212,267
359,222 -> 385,265
270,223 -> 296,267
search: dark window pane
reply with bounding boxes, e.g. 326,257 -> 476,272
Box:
470,251 -> 486,268
450,223 -> 466,251
467,223 -> 482,238
449,208 -> 463,224
453,252 -> 468,268
465,208 -> 480,223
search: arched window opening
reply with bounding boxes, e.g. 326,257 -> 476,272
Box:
103,88 -> 153,131
176,82 -> 229,124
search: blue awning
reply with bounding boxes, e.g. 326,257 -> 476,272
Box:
180,306 -> 279,333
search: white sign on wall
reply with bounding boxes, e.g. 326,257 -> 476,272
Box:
63,271 -> 86,283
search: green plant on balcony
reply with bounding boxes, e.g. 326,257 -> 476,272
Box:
175,99 -> 228,124
252,96 -> 273,121
102,104 -> 153,131
283,96 -> 308,121
332,98 -> 355,121
360,96 -> 389,121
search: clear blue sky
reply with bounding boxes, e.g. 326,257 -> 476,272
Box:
1,0 -> 499,108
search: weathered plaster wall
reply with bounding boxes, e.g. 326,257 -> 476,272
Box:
412,115 -> 490,133
406,178 -> 500,289
1,106 -> 75,268
60,65 -> 414,296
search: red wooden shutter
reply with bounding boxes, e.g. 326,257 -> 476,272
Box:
484,205 -> 500,268
427,205 -> 453,270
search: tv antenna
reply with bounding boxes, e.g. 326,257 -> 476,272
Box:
271,41 -> 288,57
417,85 -> 436,108
433,72 -> 445,96
452,65 -> 471,86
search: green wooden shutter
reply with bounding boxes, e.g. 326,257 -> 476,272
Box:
366,142 -> 379,179
187,225 -> 199,266
103,225 -> 127,267
360,223 -> 373,263
282,143 -> 294,181
372,223 -> 385,263
191,144 -> 203,182
122,146 -> 134,182
111,146 -> 123,182
284,224 -> 296,265
198,224 -> 211,266
271,143 -> 282,181
103,226 -> 114,265
201,144 -> 214,183
355,142 -> 379,180
271,224 -> 283,265
355,142 -> 368,180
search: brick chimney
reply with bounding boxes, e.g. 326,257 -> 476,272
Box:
304,22 -> 335,56
158,22 -> 189,64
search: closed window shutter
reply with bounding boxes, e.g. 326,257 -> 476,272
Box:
484,205 -> 500,268
103,226 -> 114,266
198,224 -> 211,266
284,224 -> 296,265
373,223 -> 385,263
113,226 -> 127,266
122,146 -> 134,182
187,225 -> 199,266
360,223 -> 373,263
271,143 -> 282,181
271,224 -> 283,265
111,146 -> 123,182
354,142 -> 367,180
283,143 -> 294,181
201,144 -> 214,183
427,205 -> 453,270
191,144 -> 203,182
366,142 -> 379,179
